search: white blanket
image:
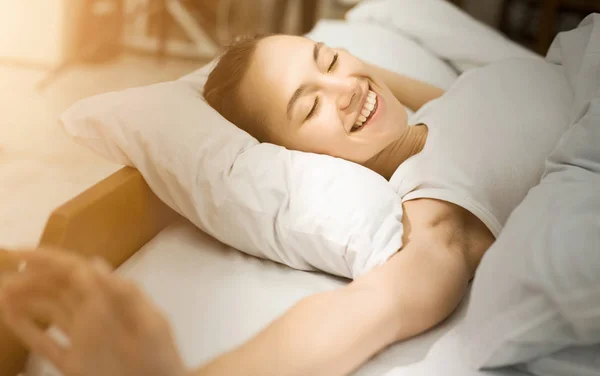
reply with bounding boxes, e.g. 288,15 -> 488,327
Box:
383,13 -> 600,376
346,0 -> 540,72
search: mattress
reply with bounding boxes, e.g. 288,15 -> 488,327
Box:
27,219 -> 474,376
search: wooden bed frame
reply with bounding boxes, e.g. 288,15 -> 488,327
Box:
0,167 -> 179,376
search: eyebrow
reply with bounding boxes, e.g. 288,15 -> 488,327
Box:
286,42 -> 323,120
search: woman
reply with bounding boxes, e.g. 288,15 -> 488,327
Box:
0,33 -> 568,376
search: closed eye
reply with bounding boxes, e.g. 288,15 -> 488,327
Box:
305,97 -> 320,121
327,52 -> 339,73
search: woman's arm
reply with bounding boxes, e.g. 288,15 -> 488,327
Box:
369,64 -> 445,113
194,204 -> 472,376
1,202 -> 475,376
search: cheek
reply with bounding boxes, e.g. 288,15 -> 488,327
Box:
296,117 -> 347,152
319,107 -> 346,134
339,50 -> 364,67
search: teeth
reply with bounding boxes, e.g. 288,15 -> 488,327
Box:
352,89 -> 378,131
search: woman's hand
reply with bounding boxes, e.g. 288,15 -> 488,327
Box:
0,249 -> 187,376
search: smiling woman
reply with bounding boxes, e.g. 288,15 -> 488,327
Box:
204,34 -> 446,180
205,34 -> 416,168
2,14 -> 582,374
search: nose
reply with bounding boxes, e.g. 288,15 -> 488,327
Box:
321,75 -> 360,112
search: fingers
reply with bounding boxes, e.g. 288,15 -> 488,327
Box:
0,272 -> 73,334
0,249 -> 24,274
1,305 -> 68,370
1,258 -> 80,319
1,248 -> 165,341
10,249 -> 114,305
90,256 -> 114,274
16,248 -> 93,274
91,271 -> 170,339
0,249 -> 117,334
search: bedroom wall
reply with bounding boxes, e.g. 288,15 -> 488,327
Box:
0,0 -> 83,66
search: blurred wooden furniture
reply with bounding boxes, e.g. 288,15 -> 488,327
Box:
0,167 -> 181,376
37,0 -> 124,90
500,0 -> 600,54
537,0 -> 600,53
447,0 -> 464,7
149,0 -> 221,59
272,0 -> 322,34
301,0 -> 321,34
37,167 -> 179,265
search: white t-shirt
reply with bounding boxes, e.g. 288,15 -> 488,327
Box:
390,58 -> 572,237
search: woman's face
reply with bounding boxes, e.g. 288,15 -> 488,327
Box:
238,35 -> 408,164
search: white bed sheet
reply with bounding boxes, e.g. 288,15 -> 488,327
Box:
27,220 -> 473,376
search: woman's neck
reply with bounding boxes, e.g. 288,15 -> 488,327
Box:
364,124 -> 428,180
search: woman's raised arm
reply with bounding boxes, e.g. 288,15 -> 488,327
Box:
193,201 -> 474,376
1,201 -> 476,376
368,63 -> 445,113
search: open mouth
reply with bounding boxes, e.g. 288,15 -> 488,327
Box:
351,87 -> 378,132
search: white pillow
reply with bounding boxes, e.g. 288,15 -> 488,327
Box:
61,21 -> 457,279
346,0 -> 540,72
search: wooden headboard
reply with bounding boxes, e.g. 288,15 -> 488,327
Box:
0,167 -> 180,376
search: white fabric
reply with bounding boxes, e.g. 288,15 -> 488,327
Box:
381,327 -> 530,376
305,20 -> 458,90
346,0 -> 540,72
27,220 -> 471,376
62,18 -> 472,279
390,57 -> 571,236
454,14 -> 600,370
520,345 -> 600,376
387,338 -> 600,376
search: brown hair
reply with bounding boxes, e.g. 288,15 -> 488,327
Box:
203,35 -> 271,142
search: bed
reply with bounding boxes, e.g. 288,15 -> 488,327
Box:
3,1 -> 575,374
4,166 -> 474,376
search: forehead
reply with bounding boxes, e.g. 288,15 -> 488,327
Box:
241,35 -> 315,122
253,35 -> 314,84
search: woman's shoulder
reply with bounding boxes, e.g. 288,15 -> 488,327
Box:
403,198 -> 494,260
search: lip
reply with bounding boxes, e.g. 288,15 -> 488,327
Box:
349,83 -> 370,133
357,83 -> 370,123
352,83 -> 380,132
364,86 -> 381,128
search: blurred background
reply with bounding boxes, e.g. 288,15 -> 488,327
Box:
2,0 -> 598,70
1,0 -> 599,248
